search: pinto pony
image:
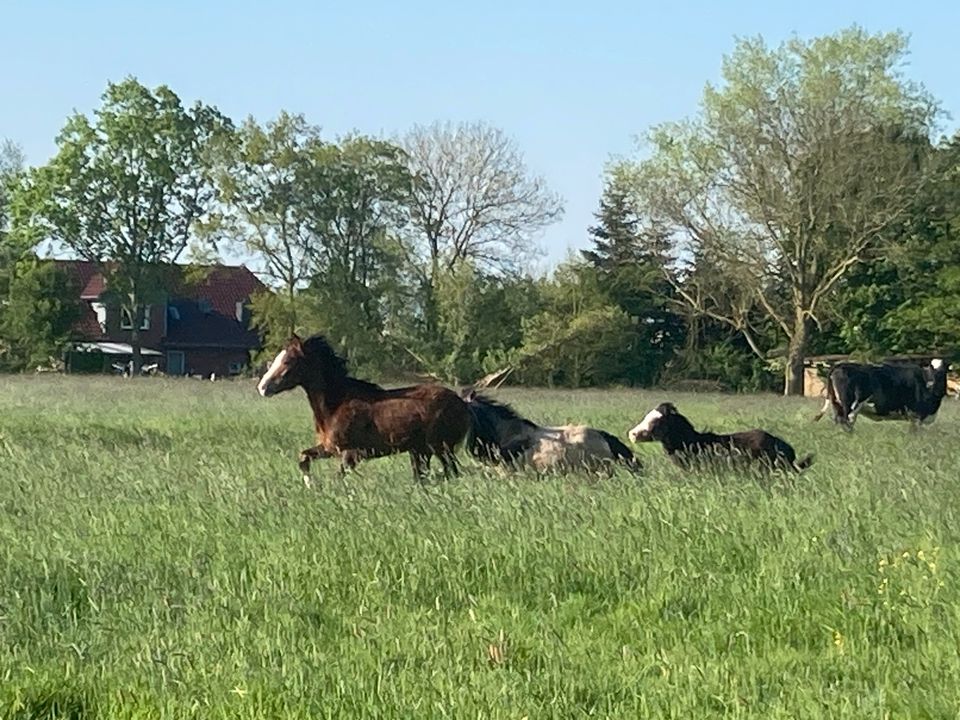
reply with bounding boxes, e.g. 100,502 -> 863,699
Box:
257,334 -> 471,485
629,402 -> 813,472
462,389 -> 640,474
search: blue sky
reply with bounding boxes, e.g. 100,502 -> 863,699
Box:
3,1 -> 958,270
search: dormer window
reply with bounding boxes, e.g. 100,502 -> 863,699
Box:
120,306 -> 151,331
198,298 -> 213,314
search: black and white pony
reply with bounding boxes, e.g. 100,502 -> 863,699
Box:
462,389 -> 640,473
629,402 -> 813,472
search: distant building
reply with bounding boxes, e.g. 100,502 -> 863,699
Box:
58,261 -> 266,376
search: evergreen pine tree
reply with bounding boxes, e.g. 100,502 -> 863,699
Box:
579,178 -> 683,385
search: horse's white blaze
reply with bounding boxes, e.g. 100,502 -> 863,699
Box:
629,408 -> 662,442
931,358 -> 945,370
257,349 -> 287,396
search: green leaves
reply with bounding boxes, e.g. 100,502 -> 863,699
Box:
10,78 -> 232,370
0,258 -> 81,371
29,78 -> 231,267
625,27 -> 938,393
219,114 -> 416,356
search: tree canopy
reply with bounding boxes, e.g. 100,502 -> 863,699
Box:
3,27 -> 960,391
622,27 -> 939,394
17,78 -> 232,371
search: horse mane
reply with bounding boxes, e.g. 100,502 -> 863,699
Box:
468,392 -> 538,428
301,334 -> 384,393
666,410 -> 699,435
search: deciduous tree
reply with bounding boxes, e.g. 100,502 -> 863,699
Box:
20,78 -> 231,372
402,121 -> 563,280
213,112 -> 323,333
0,258 -> 81,371
0,140 -> 27,301
625,28 -> 938,394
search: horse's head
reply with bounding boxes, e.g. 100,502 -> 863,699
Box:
257,335 -> 309,397
628,402 -> 679,443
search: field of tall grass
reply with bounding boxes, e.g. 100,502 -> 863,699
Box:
1,374 -> 959,719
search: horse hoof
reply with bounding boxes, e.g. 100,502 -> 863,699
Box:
302,475 -> 313,488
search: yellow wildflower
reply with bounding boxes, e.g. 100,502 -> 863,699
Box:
833,629 -> 845,654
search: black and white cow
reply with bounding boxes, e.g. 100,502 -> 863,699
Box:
812,359 -> 950,430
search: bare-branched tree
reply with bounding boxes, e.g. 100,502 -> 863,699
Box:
402,121 -> 563,280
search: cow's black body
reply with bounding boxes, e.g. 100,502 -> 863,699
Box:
814,360 -> 949,430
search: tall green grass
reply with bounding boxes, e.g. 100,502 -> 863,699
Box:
1,375 -> 959,718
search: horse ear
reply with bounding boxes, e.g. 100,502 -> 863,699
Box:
462,386 -> 476,402
287,334 -> 304,355
660,402 -> 678,415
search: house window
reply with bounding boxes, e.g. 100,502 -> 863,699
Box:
120,306 -> 151,331
91,302 -> 107,334
228,361 -> 245,375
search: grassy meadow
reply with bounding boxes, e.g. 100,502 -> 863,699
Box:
1,374 -> 959,719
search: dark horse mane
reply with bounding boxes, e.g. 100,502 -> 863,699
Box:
461,390 -> 538,463
467,392 -> 539,428
301,334 -> 384,395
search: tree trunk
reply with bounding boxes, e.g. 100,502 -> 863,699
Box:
783,314 -> 811,396
130,303 -> 143,376
287,281 -> 297,337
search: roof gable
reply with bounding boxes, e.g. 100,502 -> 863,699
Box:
56,260 -> 267,304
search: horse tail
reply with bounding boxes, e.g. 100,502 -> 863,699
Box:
598,430 -> 641,472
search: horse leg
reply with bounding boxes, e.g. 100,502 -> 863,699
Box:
298,446 -> 334,487
410,452 -> 428,483
438,449 -> 460,479
338,450 -> 361,475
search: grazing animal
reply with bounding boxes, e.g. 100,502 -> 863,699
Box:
257,334 -> 471,485
462,389 -> 640,474
628,402 -> 813,472
812,359 -> 949,430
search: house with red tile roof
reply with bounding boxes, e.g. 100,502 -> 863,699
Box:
58,260 -> 266,376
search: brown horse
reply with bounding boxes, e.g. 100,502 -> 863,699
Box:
257,334 -> 471,485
